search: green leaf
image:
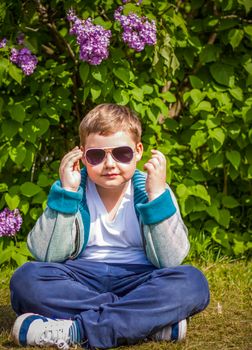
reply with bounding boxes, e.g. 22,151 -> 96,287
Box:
190,168 -> 207,181
93,16 -> 112,30
237,0 -> 252,13
8,104 -> 25,123
176,184 -> 190,199
0,183 -> 8,192
83,87 -> 90,103
222,195 -> 240,208
212,229 -> 231,249
243,59 -> 252,75
22,144 -> 35,170
2,120 -> 20,138
218,209 -> 230,228
206,115 -> 221,129
0,97 -> 4,115
151,98 -> 168,116
229,87 -> 243,101
11,251 -> 28,266
248,165 -> 252,179
32,190 -> 47,204
37,174 -> 52,187
123,3 -> 141,15
113,67 -> 130,84
0,248 -> 12,265
226,150 -> 241,170
142,84 -> 154,95
207,204 -> 220,221
20,200 -> 29,215
90,86 -> 101,101
91,65 -> 107,82
183,197 -> 195,216
207,152 -> 224,169
17,241 -> 32,257
9,144 -> 26,165
194,101 -> 213,113
232,239 -> 246,256
113,89 -> 129,105
0,58 -> 9,84
20,182 -> 42,197
8,64 -> 22,84
5,193 -> 20,210
210,63 -> 235,87
189,185 -> 211,204
29,207 -> 42,220
160,91 -> 176,102
79,62 -> 90,83
35,118 -> 50,136
228,29 -> 244,49
190,131 -> 207,151
209,127 -> 226,152
131,87 -> 144,102
244,25 -> 252,38
189,75 -> 204,89
45,106 -> 59,122
190,89 -> 204,104
199,45 -> 221,63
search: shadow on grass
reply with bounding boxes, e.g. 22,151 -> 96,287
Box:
0,306 -> 16,349
0,305 -> 16,330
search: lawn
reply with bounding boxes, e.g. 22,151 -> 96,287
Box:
0,258 -> 251,350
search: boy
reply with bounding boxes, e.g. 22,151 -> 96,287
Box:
10,103 -> 209,349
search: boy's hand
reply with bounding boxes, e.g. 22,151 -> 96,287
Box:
59,147 -> 83,192
144,150 -> 167,201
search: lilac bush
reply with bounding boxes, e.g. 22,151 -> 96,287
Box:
0,208 -> 22,237
67,9 -> 111,65
10,47 -> 38,75
0,38 -> 7,48
16,32 -> 25,45
114,6 -> 156,52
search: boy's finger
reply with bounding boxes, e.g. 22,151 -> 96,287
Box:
60,151 -> 83,169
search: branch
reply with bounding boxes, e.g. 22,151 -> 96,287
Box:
35,0 -> 81,122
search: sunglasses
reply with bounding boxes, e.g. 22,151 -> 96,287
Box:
84,146 -> 135,165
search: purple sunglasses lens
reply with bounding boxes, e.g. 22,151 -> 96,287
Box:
86,149 -> 105,165
85,146 -> 134,165
112,146 -> 133,163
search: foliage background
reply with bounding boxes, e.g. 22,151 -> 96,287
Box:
0,0 -> 251,267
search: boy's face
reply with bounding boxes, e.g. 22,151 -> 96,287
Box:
81,131 -> 143,192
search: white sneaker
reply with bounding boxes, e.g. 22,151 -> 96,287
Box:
151,319 -> 187,342
12,313 -> 74,349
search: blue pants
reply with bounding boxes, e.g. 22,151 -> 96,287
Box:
10,259 -> 209,348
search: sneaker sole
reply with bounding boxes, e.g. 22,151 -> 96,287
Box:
177,319 -> 187,341
12,313 -> 39,345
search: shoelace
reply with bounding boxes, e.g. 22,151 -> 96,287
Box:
35,320 -> 71,350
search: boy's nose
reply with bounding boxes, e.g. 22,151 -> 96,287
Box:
104,152 -> 116,167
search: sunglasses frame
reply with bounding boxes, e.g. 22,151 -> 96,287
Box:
84,146 -> 135,165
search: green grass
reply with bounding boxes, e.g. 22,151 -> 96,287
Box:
1,258 -> 251,350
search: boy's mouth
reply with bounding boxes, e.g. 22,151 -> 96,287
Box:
102,173 -> 119,177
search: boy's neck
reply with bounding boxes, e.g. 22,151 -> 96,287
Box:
96,181 -> 130,220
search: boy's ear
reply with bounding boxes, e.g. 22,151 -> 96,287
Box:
135,142 -> 143,162
80,145 -> 86,166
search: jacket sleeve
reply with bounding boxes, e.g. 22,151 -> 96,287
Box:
136,186 -> 190,268
27,181 -> 85,262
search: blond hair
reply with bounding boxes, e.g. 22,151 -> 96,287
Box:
79,103 -> 142,146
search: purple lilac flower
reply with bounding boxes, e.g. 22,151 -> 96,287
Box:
0,208 -> 22,237
0,38 -> 7,48
122,0 -> 142,3
67,10 -> 111,65
16,32 -> 25,45
114,7 -> 156,52
10,47 -> 38,75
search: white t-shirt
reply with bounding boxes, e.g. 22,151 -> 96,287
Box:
81,178 -> 151,265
